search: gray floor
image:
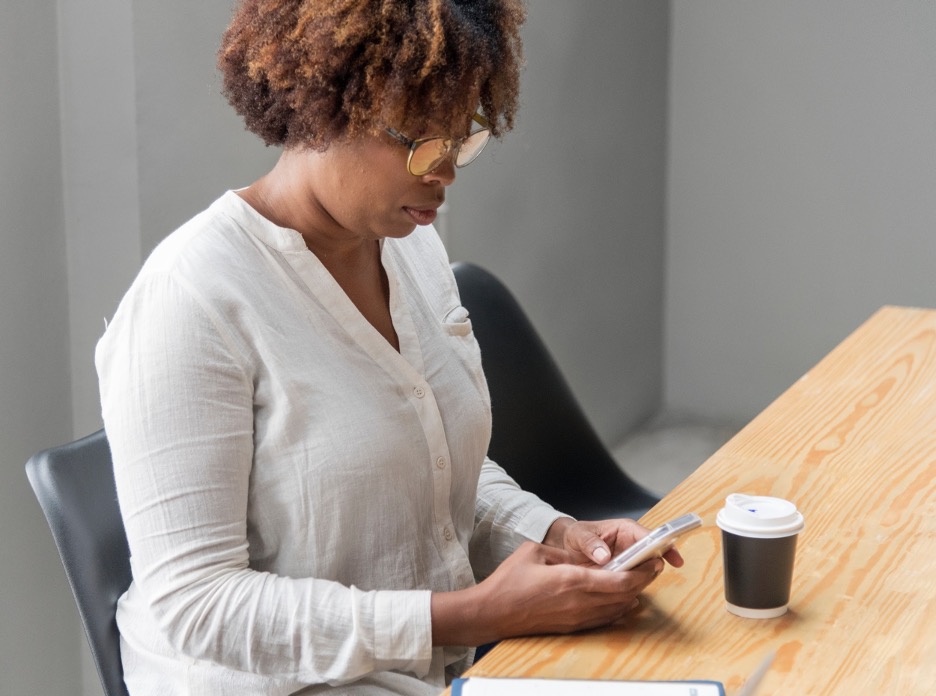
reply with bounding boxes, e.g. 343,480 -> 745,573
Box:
611,416 -> 739,497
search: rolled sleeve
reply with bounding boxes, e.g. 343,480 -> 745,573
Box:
373,590 -> 434,674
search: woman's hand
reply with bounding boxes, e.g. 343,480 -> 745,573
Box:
544,517 -> 685,569
431,518 -> 684,647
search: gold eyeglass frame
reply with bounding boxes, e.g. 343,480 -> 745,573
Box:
385,113 -> 491,176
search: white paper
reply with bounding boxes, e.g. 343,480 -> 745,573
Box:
454,677 -> 724,696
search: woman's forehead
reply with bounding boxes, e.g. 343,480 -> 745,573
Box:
404,110 -> 479,138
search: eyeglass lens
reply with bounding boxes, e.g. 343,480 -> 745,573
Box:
409,129 -> 490,175
456,129 -> 490,167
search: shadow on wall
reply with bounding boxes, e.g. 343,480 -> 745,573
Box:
612,413 -> 741,497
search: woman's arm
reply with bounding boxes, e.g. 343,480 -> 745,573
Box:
432,538 -> 663,647
468,457 -> 570,577
463,464 -> 683,647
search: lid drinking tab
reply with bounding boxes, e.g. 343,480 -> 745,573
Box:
716,494 -> 804,538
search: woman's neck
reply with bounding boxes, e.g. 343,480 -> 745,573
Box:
237,149 -> 374,266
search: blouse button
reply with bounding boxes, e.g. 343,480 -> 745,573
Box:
436,456 -> 447,469
413,386 -> 426,398
443,527 -> 454,541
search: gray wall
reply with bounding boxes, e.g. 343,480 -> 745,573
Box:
132,2 -> 280,257
448,1 -> 670,446
0,2 -> 78,695
61,0 -> 143,445
665,0 -> 936,423
63,0 -> 278,440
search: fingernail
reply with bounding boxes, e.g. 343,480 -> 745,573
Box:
593,547 -> 610,562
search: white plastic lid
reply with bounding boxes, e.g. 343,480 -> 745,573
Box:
716,494 -> 804,538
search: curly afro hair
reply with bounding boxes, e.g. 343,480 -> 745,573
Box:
218,0 -> 526,150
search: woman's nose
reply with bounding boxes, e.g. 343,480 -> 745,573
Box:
422,156 -> 457,186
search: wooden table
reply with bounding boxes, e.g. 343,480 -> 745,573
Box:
450,306 -> 936,694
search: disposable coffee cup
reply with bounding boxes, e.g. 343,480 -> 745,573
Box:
716,494 -> 805,619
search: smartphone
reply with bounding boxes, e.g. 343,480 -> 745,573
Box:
603,513 -> 702,572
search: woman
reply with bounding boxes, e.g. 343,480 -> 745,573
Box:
95,1 -> 683,694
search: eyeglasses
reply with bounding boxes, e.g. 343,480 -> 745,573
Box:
385,113 -> 491,176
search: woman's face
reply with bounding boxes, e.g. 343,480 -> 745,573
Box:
305,128 -> 457,243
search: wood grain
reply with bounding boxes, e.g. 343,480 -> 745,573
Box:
444,306 -> 936,695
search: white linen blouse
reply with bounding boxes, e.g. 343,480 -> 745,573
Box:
95,192 -> 564,695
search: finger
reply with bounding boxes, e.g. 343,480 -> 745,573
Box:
565,524 -> 613,564
574,601 -> 640,633
662,546 -> 685,568
589,538 -> 612,564
641,557 -> 665,577
608,598 -> 643,626
615,558 -> 664,592
587,565 -> 659,598
600,519 -> 653,555
528,541 -> 579,566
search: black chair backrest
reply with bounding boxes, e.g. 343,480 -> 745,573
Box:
452,262 -> 659,521
25,429 -> 131,696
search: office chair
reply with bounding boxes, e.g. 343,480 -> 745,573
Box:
26,428 -> 131,696
452,262 -> 660,521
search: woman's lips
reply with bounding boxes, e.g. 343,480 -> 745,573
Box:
404,206 -> 438,226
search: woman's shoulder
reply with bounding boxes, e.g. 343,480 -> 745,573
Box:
141,192 -> 261,275
100,193 -> 271,367
110,191 -> 288,337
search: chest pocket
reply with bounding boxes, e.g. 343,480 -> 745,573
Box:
442,305 -> 472,337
